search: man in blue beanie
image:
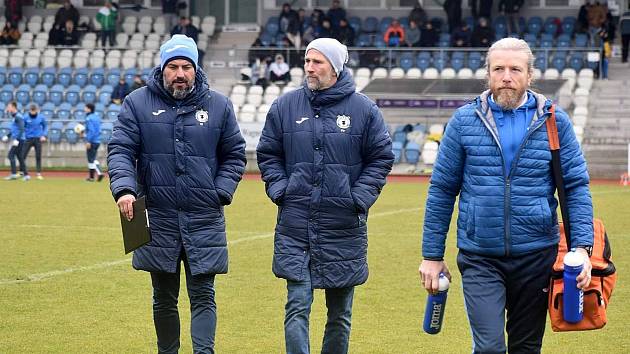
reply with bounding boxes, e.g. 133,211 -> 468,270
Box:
257,37 -> 394,354
108,34 -> 246,354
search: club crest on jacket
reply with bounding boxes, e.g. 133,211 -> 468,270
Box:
195,109 -> 209,123
336,115 -> 351,131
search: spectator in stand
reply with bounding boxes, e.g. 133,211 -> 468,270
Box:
249,57 -> 270,89
279,3 -> 301,50
384,19 -> 405,47
334,18 -> 355,47
587,1 -> 607,44
409,3 -> 428,27
311,9 -> 325,29
470,0 -> 493,22
577,0 -> 591,33
498,0 -> 524,35
420,21 -> 439,47
452,22 -> 472,47
405,20 -> 421,47
248,36 -> 267,64
269,53 -> 291,83
130,74 -> 146,92
171,16 -> 199,43
442,0 -> 462,33
327,0 -> 347,30
21,104 -> 47,181
83,103 -> 104,182
60,19 -> 79,46
0,21 -> 20,45
471,17 -> 495,47
96,1 -> 118,48
298,8 -> 313,46
4,0 -> 22,25
161,0 -> 179,31
55,0 -> 79,28
620,10 -> 630,64
313,18 -> 333,39
111,77 -> 130,105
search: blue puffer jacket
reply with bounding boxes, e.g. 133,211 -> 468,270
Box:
257,69 -> 394,289
423,90 -> 593,259
9,112 -> 25,141
108,67 -> 247,275
24,112 -> 47,139
84,112 -> 101,144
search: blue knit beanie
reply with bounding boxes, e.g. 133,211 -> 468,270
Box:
160,34 -> 198,70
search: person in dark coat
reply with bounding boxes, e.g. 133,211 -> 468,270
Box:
111,77 -> 129,104
334,18 -> 355,46
471,17 -> 495,47
470,0 -> 493,22
59,19 -> 79,46
420,21 -> 439,47
327,0 -> 347,29
54,0 -> 79,28
443,0 -> 463,33
171,16 -> 199,43
409,3 -> 428,26
279,3 -> 301,49
4,0 -> 22,24
498,0 -> 524,35
452,22 -> 472,47
257,38 -> 394,354
108,35 -> 246,354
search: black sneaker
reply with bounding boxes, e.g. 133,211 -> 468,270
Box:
85,177 -> 95,182
97,174 -> 104,182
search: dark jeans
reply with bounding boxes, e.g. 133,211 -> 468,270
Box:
101,29 -> 115,47
457,246 -> 557,354
622,34 -> 629,63
7,141 -> 25,175
86,143 -> 100,164
22,138 -> 42,175
150,253 -> 217,354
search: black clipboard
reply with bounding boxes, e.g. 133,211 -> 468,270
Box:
120,196 -> 151,254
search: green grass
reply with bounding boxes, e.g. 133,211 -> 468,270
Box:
0,178 -> 628,353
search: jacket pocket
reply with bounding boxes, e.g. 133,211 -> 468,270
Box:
466,200 -> 475,237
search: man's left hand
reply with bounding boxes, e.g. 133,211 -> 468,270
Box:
40,136 -> 47,142
575,248 -> 592,290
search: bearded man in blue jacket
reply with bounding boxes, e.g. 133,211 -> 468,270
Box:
108,35 -> 246,354
257,38 -> 394,354
419,38 -> 594,354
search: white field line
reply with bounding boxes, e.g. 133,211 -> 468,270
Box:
0,207 -> 420,286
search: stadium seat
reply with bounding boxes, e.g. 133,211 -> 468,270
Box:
40,67 -> 56,87
0,84 -> 14,103
527,16 -> 543,35
389,68 -> 405,79
100,122 -> 114,142
405,142 -> 421,164
82,85 -> 98,104
106,104 -> 121,121
363,16 -> 378,33
99,86 -> 113,105
575,33 -> 588,47
392,141 -> 403,164
422,141 -> 439,165
40,102 -> 55,121
423,68 -> 439,79
406,68 -> 421,79
24,67 -> 39,87
32,84 -> 47,105
348,16 -> 362,33
57,103 -> 72,120
457,68 -> 474,79
57,67 -> 73,87
73,68 -> 89,88
90,68 -> 105,87
372,67 -> 388,79
0,67 -> 6,86
8,68 -> 22,86
64,123 -> 81,144
440,68 -> 456,79
544,68 -> 560,80
65,85 -> 81,105
48,121 -> 64,144
73,107 -> 86,121
49,85 -> 64,106
15,84 -> 30,106
551,57 -> 566,72
106,69 -> 121,87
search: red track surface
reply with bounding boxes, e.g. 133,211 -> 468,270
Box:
17,171 -> 620,185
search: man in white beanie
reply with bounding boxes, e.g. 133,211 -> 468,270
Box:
108,34 -> 246,354
257,38 -> 394,354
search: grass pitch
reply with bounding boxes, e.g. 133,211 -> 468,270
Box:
0,177 -> 628,353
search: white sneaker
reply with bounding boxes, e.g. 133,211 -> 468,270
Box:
3,174 -> 18,180
22,175 -> 31,181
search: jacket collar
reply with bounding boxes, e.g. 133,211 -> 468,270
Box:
147,66 -> 211,107
303,68 -> 356,107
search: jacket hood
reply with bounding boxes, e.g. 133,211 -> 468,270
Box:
304,68 -> 356,106
146,66 -> 211,106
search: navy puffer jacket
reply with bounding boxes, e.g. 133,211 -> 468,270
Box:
423,90 -> 593,259
108,67 -> 246,275
257,70 -> 394,289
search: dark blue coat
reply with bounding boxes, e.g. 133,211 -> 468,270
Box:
108,67 -> 247,275
423,90 -> 593,260
257,70 -> 394,288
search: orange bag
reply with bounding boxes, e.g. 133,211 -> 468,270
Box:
546,106 -> 617,332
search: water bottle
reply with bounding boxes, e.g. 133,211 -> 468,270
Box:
423,273 -> 449,334
563,250 -> 584,323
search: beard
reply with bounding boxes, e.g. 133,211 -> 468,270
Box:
164,75 -> 195,100
493,87 -> 525,110
306,73 -> 335,91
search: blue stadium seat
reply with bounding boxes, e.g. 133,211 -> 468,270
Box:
569,53 -> 584,71
32,84 -> 47,106
99,85 -> 113,105
57,67 -> 73,87
527,16 -> 543,35
0,67 -> 6,86
451,51 -> 466,60
518,16 -> 527,34
0,120 -> 11,137
373,37 -> 386,48
392,141 -> 403,164
562,16 -> 576,36
8,68 -> 23,86
66,85 -> 81,105
95,103 -> 105,116
123,68 -> 137,86
259,32 -> 273,47
106,103 -> 121,121
451,57 -> 465,71
552,56 -> 566,71
82,85 -> 98,104
540,38 -> 553,48
48,121 -> 64,144
399,52 -> 414,71
535,56 -> 548,71
0,84 -> 14,103
41,67 -> 56,87
363,16 -> 378,33
468,57 -> 481,71
434,58 -> 448,71
106,69 -> 121,87
417,57 -> 431,71
90,68 -> 105,87
40,102 -> 55,121
405,142 -> 421,164
57,103 -> 72,120
356,34 -> 371,47
393,127 -> 407,145
379,17 -> 393,34
15,84 -> 31,106
348,16 -> 361,33
265,21 -> 279,37
544,17 -> 559,35
100,122 -> 114,143
74,67 -> 89,88
575,33 -> 588,47
24,67 -> 39,87
49,84 -> 65,106
397,16 -> 409,29
73,107 -> 86,121
524,33 -> 537,46
141,67 -> 152,82
64,122 -> 80,144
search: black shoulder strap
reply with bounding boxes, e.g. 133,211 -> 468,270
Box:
546,104 -> 572,250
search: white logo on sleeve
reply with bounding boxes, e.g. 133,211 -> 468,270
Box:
296,117 -> 310,124
152,109 -> 166,116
